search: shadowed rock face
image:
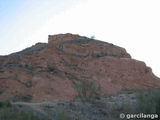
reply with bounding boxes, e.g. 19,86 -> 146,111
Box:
0,33 -> 160,102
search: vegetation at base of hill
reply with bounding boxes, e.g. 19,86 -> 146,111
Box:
1,88 -> 160,120
0,101 -> 48,120
55,110 -> 68,120
0,101 -> 70,120
122,88 -> 160,120
136,88 -> 160,114
73,79 -> 102,103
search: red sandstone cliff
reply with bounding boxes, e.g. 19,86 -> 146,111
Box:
0,33 -> 160,102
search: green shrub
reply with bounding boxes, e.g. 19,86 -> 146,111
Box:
73,79 -> 101,103
0,100 -> 11,108
0,101 -> 46,120
55,110 -> 68,120
136,88 -> 160,114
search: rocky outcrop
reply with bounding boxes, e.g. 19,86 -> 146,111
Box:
48,33 -> 82,44
0,33 -> 160,102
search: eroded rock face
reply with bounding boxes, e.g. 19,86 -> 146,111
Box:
48,33 -> 82,44
0,33 -> 160,102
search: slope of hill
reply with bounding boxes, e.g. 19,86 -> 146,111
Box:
0,33 -> 160,102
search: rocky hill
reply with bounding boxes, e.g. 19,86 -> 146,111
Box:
0,33 -> 160,102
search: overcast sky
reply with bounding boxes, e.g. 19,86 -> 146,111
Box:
0,0 -> 160,77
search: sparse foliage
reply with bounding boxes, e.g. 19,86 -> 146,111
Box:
0,101 -> 45,120
73,79 -> 101,103
136,88 -> 160,115
55,110 -> 68,120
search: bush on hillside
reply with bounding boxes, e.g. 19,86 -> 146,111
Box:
0,101 -> 47,120
73,79 -> 102,103
136,88 -> 160,114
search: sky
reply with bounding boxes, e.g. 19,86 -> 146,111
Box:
0,0 -> 160,77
